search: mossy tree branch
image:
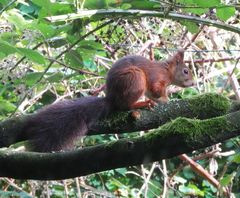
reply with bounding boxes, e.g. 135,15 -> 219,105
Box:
0,109 -> 239,180
0,93 -> 236,147
0,93 -> 240,180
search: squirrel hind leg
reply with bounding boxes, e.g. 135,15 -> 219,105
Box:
106,66 -> 147,110
130,99 -> 157,110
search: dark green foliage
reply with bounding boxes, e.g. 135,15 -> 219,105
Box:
0,0 -> 239,197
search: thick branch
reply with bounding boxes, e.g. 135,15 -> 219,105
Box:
89,93 -> 233,135
0,93 -> 235,147
0,110 -> 239,180
45,9 -> 240,34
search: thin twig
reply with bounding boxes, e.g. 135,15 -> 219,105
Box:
221,59 -> 240,94
157,0 -> 240,9
10,20 -> 114,117
161,160 -> 168,198
185,56 -> 240,64
137,162 -> 157,197
111,45 -> 240,53
179,154 -> 229,197
10,42 -> 44,72
48,58 -> 99,76
0,0 -> 17,14
183,25 -> 204,49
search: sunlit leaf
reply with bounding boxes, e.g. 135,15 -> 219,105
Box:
0,99 -> 16,114
17,48 -> 46,65
179,184 -> 204,197
64,50 -> 83,68
5,9 -> 27,30
121,3 -> 132,9
23,72 -> 43,86
0,190 -> 31,198
216,6 -> 236,21
193,0 -> 220,7
0,40 -> 18,57
220,173 -> 236,186
47,72 -> 64,83
181,21 -> 199,33
232,154 -> 240,163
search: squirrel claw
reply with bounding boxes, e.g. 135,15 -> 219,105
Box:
146,99 -> 157,110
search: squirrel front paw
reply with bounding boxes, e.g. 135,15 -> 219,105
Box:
158,96 -> 169,104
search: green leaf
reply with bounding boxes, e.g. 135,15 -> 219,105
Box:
183,7 -> 208,15
202,180 -> 217,193
0,190 -> 31,198
32,0 -> 72,18
0,0 -> 9,6
46,72 -> 64,83
5,9 -> 27,30
85,60 -> 97,70
0,32 -> 18,43
178,0 -> 208,14
79,40 -> 104,50
179,184 -> 204,197
82,0 -> 108,9
23,72 -> 43,86
0,99 -> 16,114
76,40 -> 103,69
0,40 -> 18,57
121,3 -> 132,9
220,173 -> 236,186
173,176 -> 187,184
0,52 -> 5,59
30,22 -> 56,38
17,48 -> 46,65
216,6 -> 236,21
181,21 -> 199,33
232,153 -> 240,163
183,167 -> 195,179
128,0 -> 159,9
31,0 -> 51,7
18,1 -> 40,18
64,50 -> 83,68
115,168 -> 127,176
193,0 -> 220,7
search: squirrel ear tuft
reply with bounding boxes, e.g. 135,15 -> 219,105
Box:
174,49 -> 185,63
176,49 -> 184,58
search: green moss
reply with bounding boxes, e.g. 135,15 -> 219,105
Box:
147,93 -> 232,142
144,115 -> 233,147
188,93 -> 231,118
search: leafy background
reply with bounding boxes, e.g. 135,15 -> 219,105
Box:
0,0 -> 240,197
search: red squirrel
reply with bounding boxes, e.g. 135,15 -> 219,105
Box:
23,50 -> 195,152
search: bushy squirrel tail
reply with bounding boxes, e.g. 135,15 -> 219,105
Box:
23,97 -> 111,152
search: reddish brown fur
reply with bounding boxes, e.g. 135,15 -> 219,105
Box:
22,50 -> 195,152
106,50 -> 195,109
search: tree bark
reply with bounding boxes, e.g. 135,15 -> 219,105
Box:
0,109 -> 239,180
44,9 -> 240,34
0,93 -> 239,180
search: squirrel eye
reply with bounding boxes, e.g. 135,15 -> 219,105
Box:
183,68 -> 189,75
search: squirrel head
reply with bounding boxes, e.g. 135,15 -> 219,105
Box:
170,50 -> 196,87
